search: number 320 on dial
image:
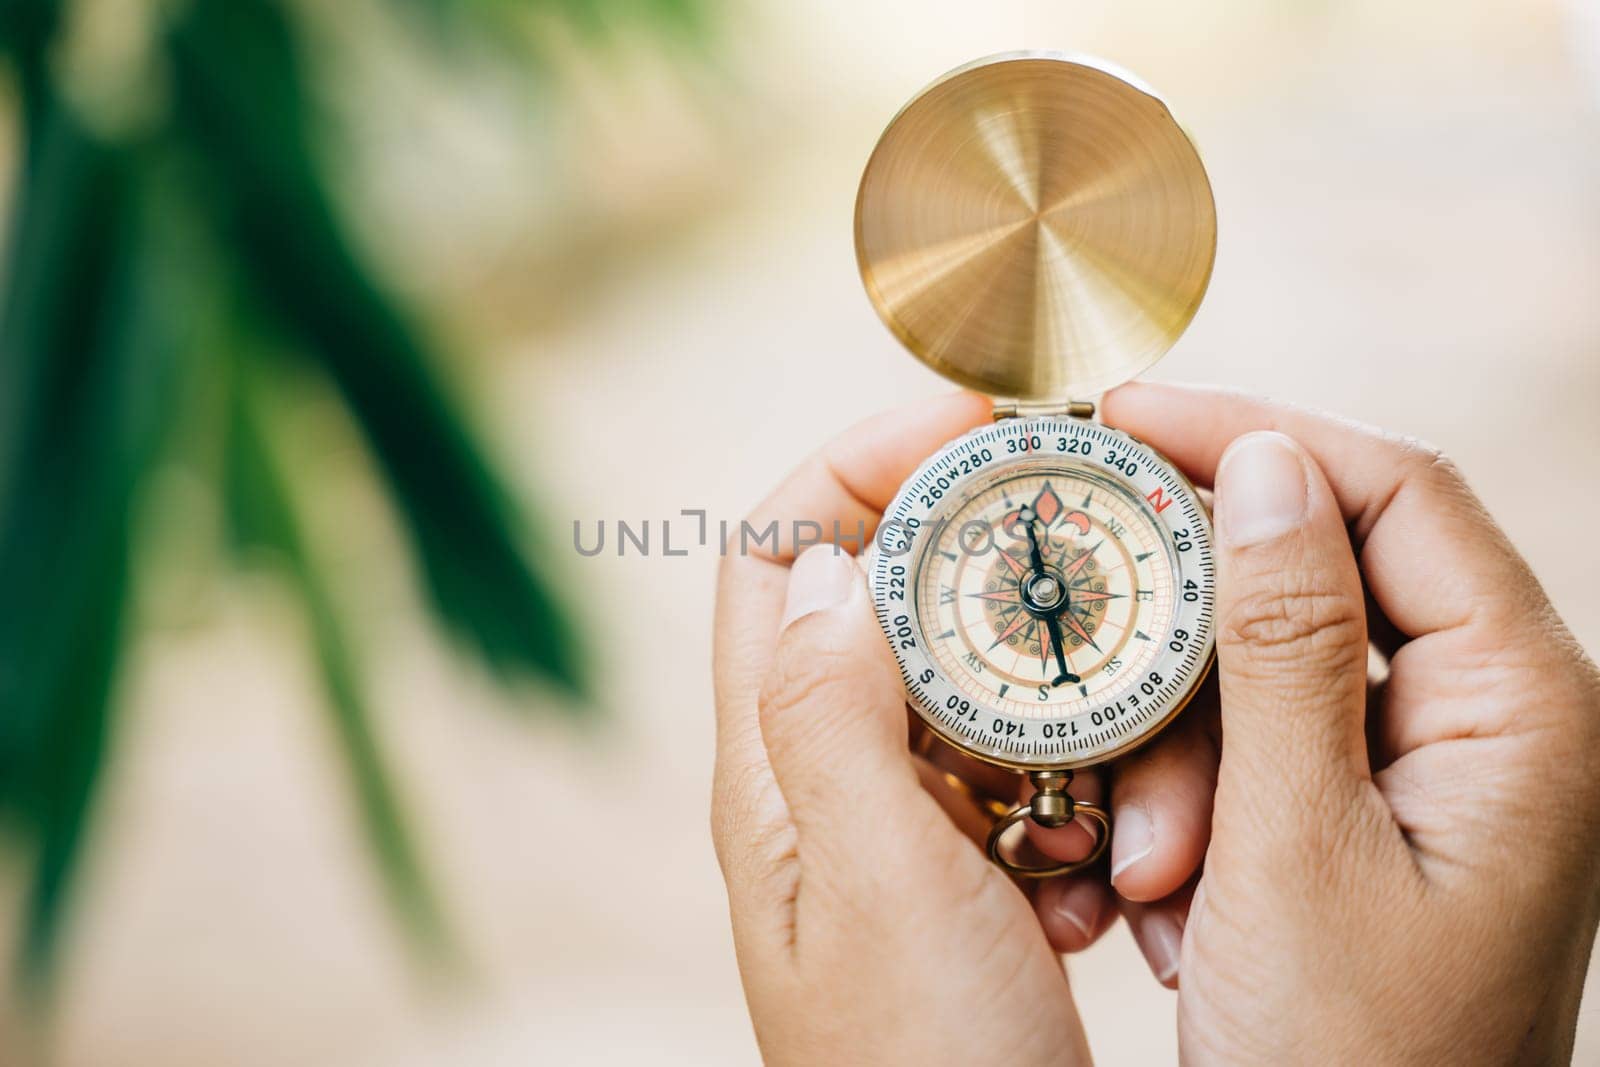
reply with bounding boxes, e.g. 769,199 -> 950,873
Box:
869,417 -> 1216,770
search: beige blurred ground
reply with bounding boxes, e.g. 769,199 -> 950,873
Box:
8,1 -> 1600,1063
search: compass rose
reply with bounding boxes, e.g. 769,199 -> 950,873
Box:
975,483 -> 1124,678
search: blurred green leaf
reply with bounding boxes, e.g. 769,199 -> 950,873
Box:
0,0 -> 58,93
225,350 -> 454,965
164,0 -> 588,699
0,0 -> 716,988
393,0 -> 712,52
0,86 -> 177,984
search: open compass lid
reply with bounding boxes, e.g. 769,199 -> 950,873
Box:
854,52 -> 1217,401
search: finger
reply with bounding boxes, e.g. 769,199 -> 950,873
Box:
1120,880 -> 1196,989
1101,382 -> 1544,643
911,721 -> 1023,806
1034,876 -> 1118,954
911,726 -> 1041,871
745,391 -> 996,564
914,755 -> 1007,851
1209,432 -> 1371,825
1104,382 -> 1592,764
1108,682 -> 1220,902
713,394 -> 991,874
757,547 -> 935,871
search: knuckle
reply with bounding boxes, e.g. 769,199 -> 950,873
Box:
1222,576 -> 1365,673
1389,433 -> 1445,471
725,813 -> 800,888
709,762 -> 798,887
1390,434 -> 1471,499
710,760 -> 766,850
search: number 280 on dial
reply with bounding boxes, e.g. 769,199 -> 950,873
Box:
869,417 -> 1217,770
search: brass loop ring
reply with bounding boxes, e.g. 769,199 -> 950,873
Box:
985,799 -> 1111,879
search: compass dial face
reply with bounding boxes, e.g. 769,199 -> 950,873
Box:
870,418 -> 1215,769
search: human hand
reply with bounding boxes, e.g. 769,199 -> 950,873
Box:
711,394 -> 1105,1066
1052,383 -> 1600,1063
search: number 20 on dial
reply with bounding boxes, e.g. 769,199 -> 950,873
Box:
870,418 -> 1214,771
854,52 -> 1219,875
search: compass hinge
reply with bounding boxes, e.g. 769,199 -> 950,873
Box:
993,400 -> 1095,422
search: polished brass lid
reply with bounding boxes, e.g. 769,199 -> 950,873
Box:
855,52 -> 1216,401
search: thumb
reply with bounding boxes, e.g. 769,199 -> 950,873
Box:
758,545 -> 923,856
1211,432 -> 1370,831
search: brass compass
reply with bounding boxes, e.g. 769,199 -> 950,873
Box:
859,53 -> 1218,877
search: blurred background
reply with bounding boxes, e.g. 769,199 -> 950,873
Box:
1,0 -> 1598,1063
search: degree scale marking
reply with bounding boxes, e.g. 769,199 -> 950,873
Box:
916,474 -> 1161,706
872,418 -> 1216,767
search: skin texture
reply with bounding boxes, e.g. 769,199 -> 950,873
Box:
710,384 -> 1600,1065
711,392 -> 1097,1065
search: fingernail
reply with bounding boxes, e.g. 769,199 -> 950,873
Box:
1215,432 -> 1309,547
1110,803 -> 1154,885
779,547 -> 857,630
1055,886 -> 1102,943
1141,911 -> 1184,986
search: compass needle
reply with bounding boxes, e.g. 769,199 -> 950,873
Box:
860,53 -> 1218,878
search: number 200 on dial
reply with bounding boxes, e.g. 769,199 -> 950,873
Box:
869,418 -> 1216,770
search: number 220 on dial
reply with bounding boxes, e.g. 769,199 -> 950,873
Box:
870,417 -> 1216,770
